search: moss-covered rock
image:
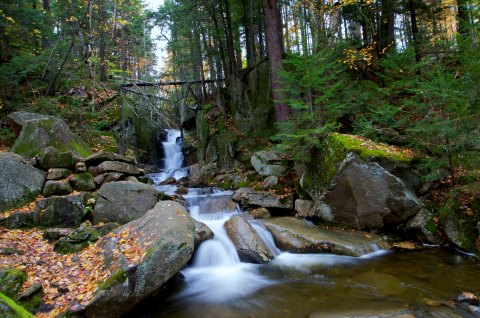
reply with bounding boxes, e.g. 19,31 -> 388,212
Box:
10,113 -> 92,159
0,292 -> 34,318
42,180 -> 72,197
38,146 -> 76,170
33,194 -> 86,228
53,222 -> 100,254
69,173 -> 96,191
0,269 -> 27,298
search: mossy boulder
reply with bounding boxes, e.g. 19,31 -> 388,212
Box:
0,269 -> 27,298
0,292 -> 34,318
53,222 -> 100,254
81,201 -> 195,317
0,212 -> 35,229
0,155 -> 45,213
33,194 -> 86,228
42,180 -> 72,197
10,113 -> 92,159
69,173 -> 96,191
38,146 -> 76,170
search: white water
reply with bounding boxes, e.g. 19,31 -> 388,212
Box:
149,129 -> 388,304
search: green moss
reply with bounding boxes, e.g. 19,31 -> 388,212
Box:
331,133 -> 414,163
96,269 -> 127,292
0,292 -> 35,318
0,269 -> 27,298
424,218 -> 438,235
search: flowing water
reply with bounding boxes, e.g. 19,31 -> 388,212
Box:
138,129 -> 480,318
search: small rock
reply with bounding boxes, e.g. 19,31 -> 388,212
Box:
39,146 -> 76,170
0,247 -> 24,256
123,176 -> 139,183
33,194 -> 85,228
295,199 -> 316,218
193,219 -> 214,248
42,180 -> 73,197
456,292 -> 480,306
249,207 -> 271,219
251,149 -> 290,176
47,168 -> 72,180
261,175 -> 278,189
84,152 -> 137,166
54,223 -> 100,254
233,187 -> 294,210
94,172 -> 123,186
160,177 -> 176,185
0,268 -> 27,298
95,223 -> 120,236
88,161 -> 141,177
175,186 -> 188,195
75,161 -> 87,173
0,211 -> 35,229
43,228 -> 74,241
69,173 -> 96,191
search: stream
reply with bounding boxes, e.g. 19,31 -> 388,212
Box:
139,130 -> 480,318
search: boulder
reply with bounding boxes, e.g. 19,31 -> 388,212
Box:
225,216 -> 274,263
232,187 -> 294,210
251,149 -> 289,176
81,201 -> 195,317
318,154 -> 422,229
6,111 -> 49,136
295,199 -> 316,218
83,152 -> 137,166
10,113 -> 92,159
0,268 -> 27,298
38,146 -> 76,170
0,211 -> 35,229
93,172 -> 123,186
88,161 -> 141,177
261,175 -> 278,189
42,180 -> 72,197
33,194 -> 86,228
214,173 -> 248,190
406,209 -> 442,244
54,222 -> 100,254
261,217 -> 390,256
193,219 -> 214,248
0,292 -> 34,318
189,163 -> 217,187
249,207 -> 271,219
0,156 -> 45,213
75,161 -> 87,173
43,228 -> 74,241
69,173 -> 96,191
93,181 -> 161,225
442,215 -> 479,252
46,168 -> 72,180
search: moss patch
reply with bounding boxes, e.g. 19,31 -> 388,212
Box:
0,292 -> 34,318
96,269 -> 127,292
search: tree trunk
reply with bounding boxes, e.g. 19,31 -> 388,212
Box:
408,0 -> 421,63
99,0 -> 107,82
379,0 -> 396,53
263,0 -> 289,122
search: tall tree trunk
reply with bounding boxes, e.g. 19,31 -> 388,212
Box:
263,0 -> 289,122
456,0 -> 469,38
408,0 -> 421,63
99,0 -> 107,82
379,0 -> 396,53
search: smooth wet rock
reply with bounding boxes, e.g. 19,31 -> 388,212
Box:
0,268 -> 27,298
10,113 -> 91,159
0,211 -> 35,229
193,219 -> 214,248
295,199 -> 316,218
46,168 -> 71,180
88,161 -> 141,177
69,173 -> 96,191
319,154 -> 422,229
93,181 -> 161,224
175,186 -> 188,195
42,180 -> 72,197
262,217 -> 390,256
83,152 -> 137,166
225,216 -> 274,263
251,149 -> 289,176
160,177 -> 176,185
81,201 -> 195,318
233,187 -> 294,210
0,156 -> 45,213
189,163 -> 217,187
249,207 -> 271,219
33,195 -> 86,228
406,209 -> 442,244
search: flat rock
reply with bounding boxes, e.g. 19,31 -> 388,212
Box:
83,152 -> 137,166
0,211 -> 35,229
81,201 -> 195,318
88,161 -> 141,177
233,187 -> 294,210
261,217 -> 390,256
42,180 -> 72,197
93,172 -> 123,186
0,156 -> 45,213
93,181 -> 161,224
47,168 -> 72,180
225,216 -> 274,263
69,173 -> 96,191
43,228 -> 74,241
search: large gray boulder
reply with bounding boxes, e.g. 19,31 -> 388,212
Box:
251,149 -> 289,176
406,209 -> 442,244
189,163 -> 217,187
261,217 -> 390,257
318,154 -> 422,229
33,194 -> 87,228
225,216 -> 274,263
233,187 -> 294,210
0,155 -> 45,213
9,112 -> 92,159
82,201 -> 195,317
193,219 -> 214,248
93,181 -> 162,224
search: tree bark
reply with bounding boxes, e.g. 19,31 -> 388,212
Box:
408,0 -> 421,63
379,0 -> 396,53
263,0 -> 289,122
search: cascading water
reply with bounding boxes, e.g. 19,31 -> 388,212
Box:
143,129 -> 480,318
